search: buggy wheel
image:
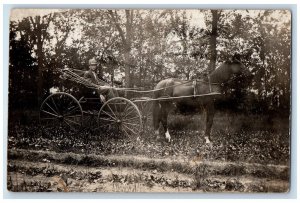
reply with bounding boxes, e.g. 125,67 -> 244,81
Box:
133,97 -> 153,130
39,92 -> 83,137
98,97 -> 142,141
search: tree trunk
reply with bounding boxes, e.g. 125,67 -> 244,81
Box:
29,15 -> 53,107
110,65 -> 114,86
124,48 -> 131,88
209,10 -> 219,73
37,35 -> 44,107
138,65 -> 142,87
124,10 -> 133,88
108,10 -> 133,89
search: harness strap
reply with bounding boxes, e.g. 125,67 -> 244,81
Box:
207,75 -> 212,93
192,80 -> 197,97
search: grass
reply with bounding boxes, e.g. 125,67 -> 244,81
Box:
8,149 -> 289,192
8,149 -> 289,180
8,112 -> 290,165
7,111 -> 290,192
168,111 -> 289,133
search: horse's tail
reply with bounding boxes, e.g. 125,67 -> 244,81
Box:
152,78 -> 174,130
153,100 -> 161,130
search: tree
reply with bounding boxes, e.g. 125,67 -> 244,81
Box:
16,14 -> 54,105
208,10 -> 220,72
9,21 -> 38,109
108,10 -> 134,88
9,9 -> 291,115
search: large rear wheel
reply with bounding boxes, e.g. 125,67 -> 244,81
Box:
98,97 -> 142,142
39,92 -> 83,137
132,97 -> 153,131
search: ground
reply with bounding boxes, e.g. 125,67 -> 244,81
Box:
7,112 -> 290,192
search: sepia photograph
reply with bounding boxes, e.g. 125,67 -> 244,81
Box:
7,8 -> 291,192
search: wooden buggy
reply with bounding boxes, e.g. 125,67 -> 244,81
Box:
39,68 -> 221,141
39,68 -> 152,141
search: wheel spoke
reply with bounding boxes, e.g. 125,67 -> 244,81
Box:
66,96 -> 75,107
64,118 -> 81,126
122,106 -> 136,119
98,98 -> 142,140
106,103 -> 118,119
45,102 -> 59,115
122,123 -> 139,136
100,109 -> 117,121
122,121 -> 140,127
40,93 -> 83,137
121,126 -> 131,138
113,100 -> 119,116
99,117 -> 115,122
122,101 -> 131,116
63,120 -> 73,129
41,110 -> 60,118
64,106 -> 80,117
51,96 -> 60,114
64,114 -> 82,118
124,125 -> 141,136
66,105 -> 77,111
123,122 -> 140,133
122,116 -> 140,122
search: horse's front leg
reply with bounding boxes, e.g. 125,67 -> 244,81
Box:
204,103 -> 215,144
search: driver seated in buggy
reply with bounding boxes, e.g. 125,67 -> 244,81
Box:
84,58 -> 117,103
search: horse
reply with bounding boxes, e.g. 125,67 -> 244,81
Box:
152,60 -> 252,143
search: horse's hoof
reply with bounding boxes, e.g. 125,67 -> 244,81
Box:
204,136 -> 211,144
165,130 -> 171,142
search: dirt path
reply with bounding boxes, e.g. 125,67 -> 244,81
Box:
7,149 -> 289,192
8,160 -> 194,192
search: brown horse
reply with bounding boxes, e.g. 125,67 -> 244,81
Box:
152,60 -> 252,143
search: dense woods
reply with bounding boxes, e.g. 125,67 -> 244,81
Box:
9,9 -> 291,115
7,9 -> 291,192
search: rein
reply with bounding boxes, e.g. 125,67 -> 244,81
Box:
121,80 -> 192,93
60,67 -> 246,95
122,78 -> 221,94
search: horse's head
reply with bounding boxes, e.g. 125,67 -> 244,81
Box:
217,60 -> 252,89
210,60 -> 252,85
229,60 -> 251,76
228,53 -> 252,79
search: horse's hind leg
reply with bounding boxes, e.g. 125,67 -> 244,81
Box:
153,101 -> 161,138
161,103 -> 171,142
205,103 -> 215,144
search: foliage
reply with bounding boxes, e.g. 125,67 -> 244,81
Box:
9,9 -> 291,114
8,112 -> 289,166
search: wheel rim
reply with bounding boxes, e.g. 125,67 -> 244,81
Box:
40,92 -> 83,136
134,98 -> 153,130
98,97 -> 142,141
